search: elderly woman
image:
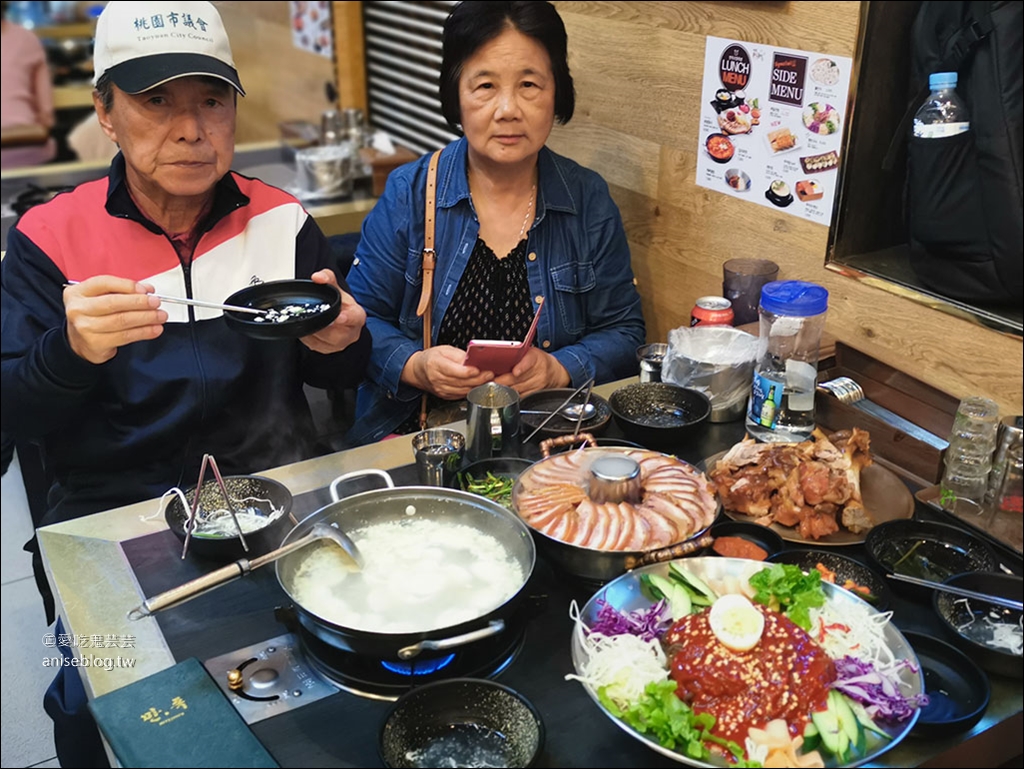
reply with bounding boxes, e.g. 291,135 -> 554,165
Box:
347,0 -> 645,444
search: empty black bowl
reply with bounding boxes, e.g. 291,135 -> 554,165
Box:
903,631 -> 991,738
769,549 -> 892,610
864,519 -> 998,602
608,382 -> 711,452
708,520 -> 783,561
379,678 -> 544,768
165,475 -> 294,561
933,572 -> 1023,679
224,279 -> 341,340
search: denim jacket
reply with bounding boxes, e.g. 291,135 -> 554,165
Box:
346,137 -> 645,445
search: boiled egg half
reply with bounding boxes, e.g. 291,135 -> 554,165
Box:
709,594 -> 765,652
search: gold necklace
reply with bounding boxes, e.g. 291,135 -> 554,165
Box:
518,184 -> 537,241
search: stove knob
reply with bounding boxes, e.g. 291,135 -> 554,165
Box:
227,669 -> 244,691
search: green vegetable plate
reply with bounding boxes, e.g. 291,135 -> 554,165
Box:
569,557 -> 923,768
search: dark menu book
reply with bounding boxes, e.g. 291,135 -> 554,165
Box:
87,658 -> 278,768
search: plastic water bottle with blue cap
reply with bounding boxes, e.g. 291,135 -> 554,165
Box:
913,72 -> 970,139
746,281 -> 829,443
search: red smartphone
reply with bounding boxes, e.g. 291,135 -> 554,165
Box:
463,299 -> 544,376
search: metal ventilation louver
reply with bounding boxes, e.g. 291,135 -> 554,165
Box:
363,1 -> 462,156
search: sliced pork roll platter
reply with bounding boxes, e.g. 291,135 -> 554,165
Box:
512,448 -> 719,552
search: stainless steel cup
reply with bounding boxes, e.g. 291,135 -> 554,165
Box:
465,383 -> 521,464
637,343 -> 669,384
411,428 -> 465,487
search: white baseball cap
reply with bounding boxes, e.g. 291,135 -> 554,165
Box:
93,1 -> 245,95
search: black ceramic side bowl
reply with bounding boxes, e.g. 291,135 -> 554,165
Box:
902,631 -> 991,739
608,382 -> 711,452
379,678 -> 545,769
933,572 -> 1023,679
863,519 -> 998,602
165,475 -> 294,561
707,520 -> 784,561
768,549 -> 892,611
224,279 -> 341,340
520,389 -> 612,440
458,457 -> 535,509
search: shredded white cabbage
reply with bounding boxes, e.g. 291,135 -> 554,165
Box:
157,487 -> 285,537
808,598 -> 896,667
953,598 -> 1024,655
565,600 -> 668,708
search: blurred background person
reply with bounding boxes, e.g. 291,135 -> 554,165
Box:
1,0 -> 57,168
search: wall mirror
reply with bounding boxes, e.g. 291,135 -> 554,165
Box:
826,0 -> 1022,337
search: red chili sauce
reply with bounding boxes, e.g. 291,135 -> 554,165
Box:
662,604 -> 835,745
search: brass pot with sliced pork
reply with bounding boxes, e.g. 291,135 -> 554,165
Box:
511,434 -> 719,582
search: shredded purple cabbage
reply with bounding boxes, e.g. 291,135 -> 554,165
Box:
588,598 -> 671,642
830,655 -> 929,722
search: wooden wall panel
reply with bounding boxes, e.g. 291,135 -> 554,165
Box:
216,1 -> 336,145
544,1 -> 1021,414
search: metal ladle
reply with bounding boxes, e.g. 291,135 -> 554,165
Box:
127,522 -> 363,620
522,402 -> 597,421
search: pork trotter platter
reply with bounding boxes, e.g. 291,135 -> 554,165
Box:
708,428 -> 914,546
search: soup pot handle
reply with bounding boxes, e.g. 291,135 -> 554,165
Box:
540,433 -> 597,458
397,619 -> 505,660
624,533 -> 714,570
329,469 -> 395,502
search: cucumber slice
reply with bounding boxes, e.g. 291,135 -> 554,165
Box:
647,573 -> 692,619
802,722 -> 821,752
831,690 -> 863,756
810,707 -> 843,756
668,562 -> 718,601
846,696 -> 891,740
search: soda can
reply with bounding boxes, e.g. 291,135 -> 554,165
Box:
690,296 -> 735,326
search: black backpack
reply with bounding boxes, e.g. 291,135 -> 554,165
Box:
902,1 -> 1023,306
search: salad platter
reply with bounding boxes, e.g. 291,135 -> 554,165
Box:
568,557 -> 924,768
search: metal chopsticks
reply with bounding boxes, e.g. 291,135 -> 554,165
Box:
887,573 -> 1024,611
64,281 -> 265,316
524,378 -> 595,443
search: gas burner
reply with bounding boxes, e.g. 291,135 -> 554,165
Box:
296,621 -> 526,702
203,634 -> 337,724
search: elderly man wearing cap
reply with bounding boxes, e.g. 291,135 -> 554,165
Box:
0,3 -> 370,765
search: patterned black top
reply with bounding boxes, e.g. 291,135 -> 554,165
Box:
436,237 -> 534,348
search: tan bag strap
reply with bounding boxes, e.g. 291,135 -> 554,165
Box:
416,149 -> 442,430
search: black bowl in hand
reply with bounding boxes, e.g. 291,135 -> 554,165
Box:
165,475 -> 294,561
224,279 -> 341,340
608,382 -> 711,452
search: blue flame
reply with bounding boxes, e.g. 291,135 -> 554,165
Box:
380,653 -> 457,676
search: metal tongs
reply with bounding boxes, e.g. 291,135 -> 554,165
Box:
181,454 -> 248,559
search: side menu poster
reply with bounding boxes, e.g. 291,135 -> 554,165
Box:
696,36 -> 852,225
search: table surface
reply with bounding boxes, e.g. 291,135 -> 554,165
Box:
38,378 -> 1023,767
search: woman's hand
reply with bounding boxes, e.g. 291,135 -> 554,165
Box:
301,269 -> 367,354
64,276 -> 167,364
402,346 -> 494,400
496,347 -> 570,396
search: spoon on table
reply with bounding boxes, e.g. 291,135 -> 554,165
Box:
522,402 -> 597,421
128,522 -> 363,619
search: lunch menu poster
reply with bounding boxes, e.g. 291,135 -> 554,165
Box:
696,36 -> 852,225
